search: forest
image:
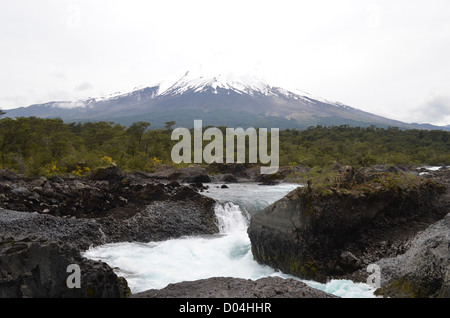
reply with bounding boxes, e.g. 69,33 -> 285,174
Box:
0,115 -> 449,177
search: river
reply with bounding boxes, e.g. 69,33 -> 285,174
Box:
83,183 -> 377,298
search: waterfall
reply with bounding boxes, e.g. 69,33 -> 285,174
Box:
214,202 -> 249,234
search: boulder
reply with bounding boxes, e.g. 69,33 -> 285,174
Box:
375,213 -> 450,298
97,195 -> 219,243
0,169 -> 23,183
0,209 -> 105,250
0,238 -> 129,298
130,276 -> 338,298
337,251 -> 361,273
248,172 -> 447,283
147,166 -> 212,183
210,173 -> 239,183
88,165 -> 127,184
10,187 -> 31,196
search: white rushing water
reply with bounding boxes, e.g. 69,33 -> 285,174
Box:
83,183 -> 377,298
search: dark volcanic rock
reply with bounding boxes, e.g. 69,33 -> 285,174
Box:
130,276 -> 338,298
0,238 -> 129,298
0,167 -> 215,220
88,165 -> 128,184
248,171 -> 447,283
0,167 -> 219,250
0,190 -> 218,250
338,251 -> 361,273
211,173 -> 239,183
0,166 -> 219,248
208,163 -> 251,181
374,212 -> 450,298
0,169 -> 24,182
0,209 -> 103,250
0,166 -> 221,298
97,196 -> 219,243
147,166 -> 212,183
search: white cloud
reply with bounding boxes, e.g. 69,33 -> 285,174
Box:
74,81 -> 93,92
66,3 -> 82,30
53,101 -> 87,109
411,95 -> 450,126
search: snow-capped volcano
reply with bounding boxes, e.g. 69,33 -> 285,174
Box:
5,63 -> 448,130
151,62 -> 346,109
156,56 -> 274,96
157,69 -> 270,96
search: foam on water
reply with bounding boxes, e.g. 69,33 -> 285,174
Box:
302,279 -> 377,298
83,183 -> 377,298
84,232 -> 277,293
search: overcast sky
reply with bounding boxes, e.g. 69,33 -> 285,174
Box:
1,0 -> 450,126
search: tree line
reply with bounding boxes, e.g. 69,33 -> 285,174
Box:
279,125 -> 450,167
0,115 -> 449,177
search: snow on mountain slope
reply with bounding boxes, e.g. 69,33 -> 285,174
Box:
149,61 -> 353,111
48,54 -> 349,112
155,61 -> 267,95
81,67 -> 346,112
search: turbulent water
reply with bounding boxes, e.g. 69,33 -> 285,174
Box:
83,183 -> 377,298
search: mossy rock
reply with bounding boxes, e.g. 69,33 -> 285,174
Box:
119,277 -> 132,298
375,278 -> 431,298
86,287 -> 97,298
88,166 -> 127,184
288,258 -> 324,281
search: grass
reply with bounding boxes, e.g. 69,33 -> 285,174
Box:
286,164 -> 438,197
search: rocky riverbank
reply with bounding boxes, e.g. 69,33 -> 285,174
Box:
0,165 -> 221,297
1,164 -> 449,298
0,164 -> 328,298
0,166 -> 219,250
247,165 -> 450,297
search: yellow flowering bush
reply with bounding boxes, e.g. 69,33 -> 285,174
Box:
71,165 -> 91,177
44,164 -> 61,177
101,156 -> 115,165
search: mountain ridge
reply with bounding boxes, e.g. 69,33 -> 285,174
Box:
4,69 -> 449,131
